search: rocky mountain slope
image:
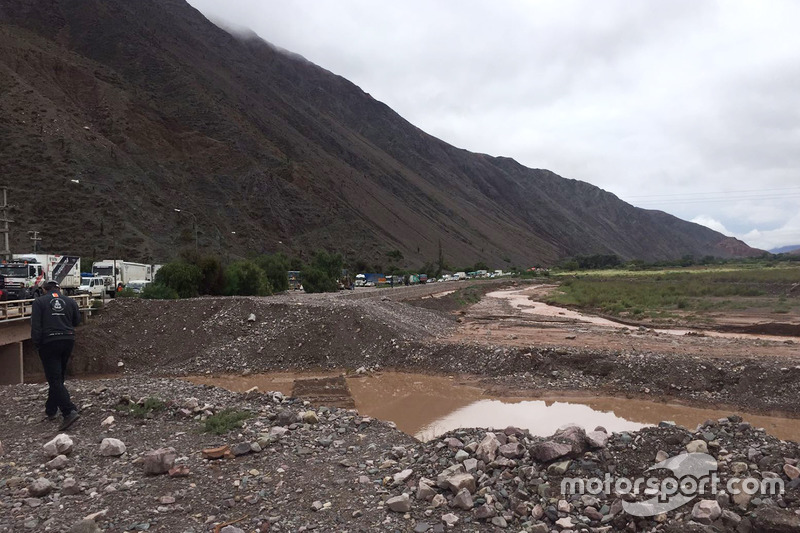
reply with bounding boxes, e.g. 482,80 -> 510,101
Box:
0,0 -> 761,265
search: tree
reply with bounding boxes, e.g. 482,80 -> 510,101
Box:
302,267 -> 339,293
224,260 -> 272,296
255,253 -> 290,292
154,262 -> 202,298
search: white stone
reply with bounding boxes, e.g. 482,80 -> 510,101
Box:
43,434 -> 74,457
99,438 -> 127,457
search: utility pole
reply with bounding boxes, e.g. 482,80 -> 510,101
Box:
28,230 -> 41,253
0,187 -> 12,260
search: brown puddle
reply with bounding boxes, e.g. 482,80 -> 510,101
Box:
183,371 -> 800,442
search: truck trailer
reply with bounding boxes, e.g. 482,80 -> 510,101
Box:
92,259 -> 153,295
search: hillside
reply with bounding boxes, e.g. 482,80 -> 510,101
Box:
0,0 -> 762,266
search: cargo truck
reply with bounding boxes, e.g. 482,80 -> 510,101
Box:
0,254 -> 82,299
92,259 -> 153,295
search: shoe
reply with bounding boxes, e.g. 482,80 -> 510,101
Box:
43,413 -> 58,422
59,411 -> 80,431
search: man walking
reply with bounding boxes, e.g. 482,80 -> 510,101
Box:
31,280 -> 81,431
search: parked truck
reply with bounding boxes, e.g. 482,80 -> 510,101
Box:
0,254 -> 82,300
92,259 -> 153,295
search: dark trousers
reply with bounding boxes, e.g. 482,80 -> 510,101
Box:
38,339 -> 77,417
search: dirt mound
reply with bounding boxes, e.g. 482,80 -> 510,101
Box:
76,294 -> 454,374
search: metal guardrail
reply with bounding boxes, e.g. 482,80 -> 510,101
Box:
0,294 -> 92,323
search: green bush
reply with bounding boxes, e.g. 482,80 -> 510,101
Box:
197,255 -> 225,295
302,267 -> 338,293
154,262 -> 202,298
224,260 -> 272,296
115,287 -> 138,298
116,397 -> 166,418
312,250 -> 343,280
204,408 -> 252,435
140,283 -> 180,300
255,253 -> 290,292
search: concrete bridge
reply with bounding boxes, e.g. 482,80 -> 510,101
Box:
0,295 -> 92,384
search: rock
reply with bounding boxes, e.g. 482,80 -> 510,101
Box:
393,469 -> 413,485
547,460 -> 571,475
62,477 -> 81,495
202,445 -> 233,460
731,462 -> 749,475
43,434 -> 74,457
474,503 -> 496,519
28,478 -> 54,497
686,440 -> 709,454
386,493 -> 412,512
221,527 -> 245,533
46,454 -> 69,470
276,408 -> 298,426
784,464 -> 800,480
491,516 -> 508,528
269,426 -> 288,438
101,416 -> 115,427
454,449 -> 469,461
441,513 -> 459,527
302,411 -> 319,424
586,430 -> 609,448
143,447 -> 177,475
0,439 -> 3,456
730,479 -> 753,508
168,465 -> 190,477
476,432 -> 500,463
68,519 -> 102,533
691,499 -> 722,524
451,488 -> 473,510
529,524 -> 549,533
442,472 -> 476,495
555,517 -> 574,528
416,481 -> 436,501
231,442 -> 251,456
99,438 -> 127,457
247,313 -> 256,322
498,442 -> 524,459
553,424 -> 588,453
431,493 -> 447,508
532,440 -> 573,462
531,504 -> 544,519
461,459 -> 476,474
751,506 -> 800,532
414,522 -> 430,533
655,450 -> 669,462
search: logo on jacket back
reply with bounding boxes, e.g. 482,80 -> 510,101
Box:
50,298 -> 65,314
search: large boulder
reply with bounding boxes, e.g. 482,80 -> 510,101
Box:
143,447 -> 177,475
99,438 -> 126,457
43,434 -> 73,457
475,433 -> 501,463
531,440 -> 573,462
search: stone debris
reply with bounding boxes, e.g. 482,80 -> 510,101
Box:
99,438 -> 126,456
143,447 -> 177,474
43,433 -> 74,457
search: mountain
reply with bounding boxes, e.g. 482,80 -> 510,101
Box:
0,0 -> 763,267
770,245 -> 800,255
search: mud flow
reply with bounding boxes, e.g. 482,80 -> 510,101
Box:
184,371 -> 800,442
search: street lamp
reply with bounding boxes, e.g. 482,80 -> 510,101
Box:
173,208 -> 198,252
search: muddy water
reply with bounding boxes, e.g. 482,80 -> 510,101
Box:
184,372 -> 800,442
489,288 -> 795,342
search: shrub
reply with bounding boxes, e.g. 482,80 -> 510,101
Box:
115,287 -> 138,298
116,397 -> 166,418
204,408 -> 252,435
140,283 -> 180,300
197,255 -> 225,295
255,253 -> 290,292
224,260 -> 272,296
154,262 -> 202,298
302,267 -> 338,293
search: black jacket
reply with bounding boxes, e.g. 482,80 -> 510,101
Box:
31,289 -> 81,347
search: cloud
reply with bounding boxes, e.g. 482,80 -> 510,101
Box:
691,216 -> 731,236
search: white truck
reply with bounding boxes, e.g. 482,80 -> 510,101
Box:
92,259 -> 153,295
0,254 -> 82,300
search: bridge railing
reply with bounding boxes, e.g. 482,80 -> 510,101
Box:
0,294 -> 93,322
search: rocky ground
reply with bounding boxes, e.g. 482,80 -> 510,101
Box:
3,282 -> 800,532
1,377 -> 800,532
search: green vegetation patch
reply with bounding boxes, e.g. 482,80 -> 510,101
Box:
204,408 -> 252,435
116,397 -> 166,418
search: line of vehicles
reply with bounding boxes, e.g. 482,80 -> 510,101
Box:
354,269 -> 509,287
0,254 -> 159,301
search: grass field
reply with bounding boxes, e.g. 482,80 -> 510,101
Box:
545,263 -> 800,321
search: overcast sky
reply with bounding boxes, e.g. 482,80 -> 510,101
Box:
187,0 -> 800,251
